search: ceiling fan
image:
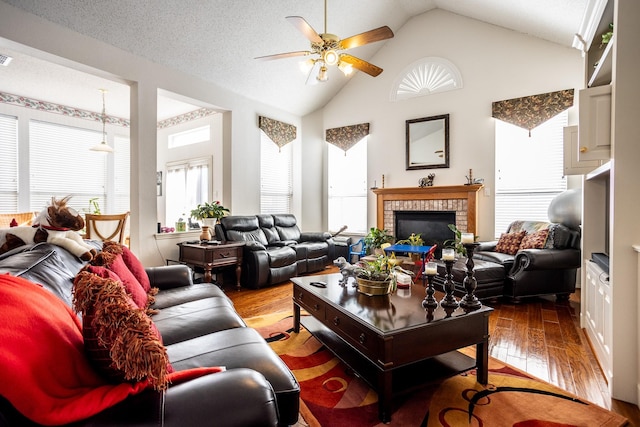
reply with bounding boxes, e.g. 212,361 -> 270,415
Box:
255,0 -> 394,84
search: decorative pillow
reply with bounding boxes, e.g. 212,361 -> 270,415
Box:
85,264 -> 148,310
495,231 -> 527,255
102,242 -> 152,292
91,251 -> 153,308
73,271 -> 171,390
519,229 -> 549,250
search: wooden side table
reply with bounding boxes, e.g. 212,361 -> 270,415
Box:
178,241 -> 245,289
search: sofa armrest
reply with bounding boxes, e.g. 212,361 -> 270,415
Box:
476,241 -> 498,252
145,264 -> 193,290
245,241 -> 267,251
300,231 -> 331,242
512,248 -> 581,272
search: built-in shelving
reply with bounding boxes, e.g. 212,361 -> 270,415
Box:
588,35 -> 614,87
586,160 -> 611,181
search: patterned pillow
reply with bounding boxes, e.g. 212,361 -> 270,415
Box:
73,271 -> 171,390
495,231 -> 527,255
519,229 -> 549,250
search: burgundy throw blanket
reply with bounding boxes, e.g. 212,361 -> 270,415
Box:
0,274 -> 221,425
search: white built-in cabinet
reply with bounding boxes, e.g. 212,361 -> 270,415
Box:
577,85 -> 611,162
563,125 -> 600,175
584,258 -> 612,385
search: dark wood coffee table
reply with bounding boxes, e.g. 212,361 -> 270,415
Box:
292,273 -> 492,423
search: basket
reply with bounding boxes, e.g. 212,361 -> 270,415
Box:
356,277 -> 392,296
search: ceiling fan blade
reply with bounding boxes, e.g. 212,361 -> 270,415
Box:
255,51 -> 311,61
286,16 -> 323,44
339,26 -> 394,50
340,54 -> 383,77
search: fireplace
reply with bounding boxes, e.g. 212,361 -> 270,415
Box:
395,211 -> 455,257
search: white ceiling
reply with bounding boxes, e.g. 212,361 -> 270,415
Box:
0,0 -> 588,119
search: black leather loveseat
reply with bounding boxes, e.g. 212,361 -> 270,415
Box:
0,242 -> 299,427
216,214 -> 335,289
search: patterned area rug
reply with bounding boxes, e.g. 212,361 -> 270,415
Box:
246,311 -> 628,427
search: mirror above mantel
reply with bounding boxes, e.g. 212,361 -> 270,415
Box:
406,114 -> 449,170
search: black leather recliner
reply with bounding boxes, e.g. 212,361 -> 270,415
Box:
473,220 -> 581,301
217,214 -> 335,289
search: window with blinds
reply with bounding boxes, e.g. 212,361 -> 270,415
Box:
0,114 -> 18,211
165,157 -> 210,225
328,138 -> 368,234
494,111 -> 567,236
260,132 -> 292,214
29,120 -> 108,212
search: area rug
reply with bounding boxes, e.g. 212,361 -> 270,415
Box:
246,311 -> 628,427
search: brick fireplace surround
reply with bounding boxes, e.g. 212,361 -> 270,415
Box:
372,185 -> 483,237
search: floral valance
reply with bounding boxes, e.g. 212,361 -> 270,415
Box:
258,116 -> 297,150
492,89 -> 574,136
325,123 -> 370,153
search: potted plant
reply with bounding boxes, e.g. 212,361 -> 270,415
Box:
443,224 -> 469,257
363,227 -> 394,255
190,201 -> 230,227
354,254 -> 414,296
396,232 -> 424,246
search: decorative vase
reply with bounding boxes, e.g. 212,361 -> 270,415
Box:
200,225 -> 211,241
202,218 -> 217,228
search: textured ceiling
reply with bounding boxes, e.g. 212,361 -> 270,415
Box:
0,0 -> 587,118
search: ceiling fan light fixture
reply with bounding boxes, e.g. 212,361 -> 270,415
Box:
317,65 -> 328,82
338,61 -> 353,76
299,58 -> 316,73
323,49 -> 338,66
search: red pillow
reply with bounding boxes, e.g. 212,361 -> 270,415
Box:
519,229 -> 549,250
88,256 -> 149,310
495,231 -> 527,255
101,242 -> 151,292
73,271 -> 172,390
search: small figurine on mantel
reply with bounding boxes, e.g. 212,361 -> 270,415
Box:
419,173 -> 435,188
465,169 -> 474,185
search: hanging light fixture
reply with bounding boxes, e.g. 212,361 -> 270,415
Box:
90,89 -> 113,153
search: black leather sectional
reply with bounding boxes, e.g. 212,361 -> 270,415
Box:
0,242 -> 299,427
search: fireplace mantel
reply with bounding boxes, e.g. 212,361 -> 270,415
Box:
372,184 -> 483,235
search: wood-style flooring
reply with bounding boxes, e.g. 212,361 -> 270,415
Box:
218,266 -> 640,425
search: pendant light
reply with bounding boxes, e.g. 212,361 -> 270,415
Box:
90,89 -> 113,153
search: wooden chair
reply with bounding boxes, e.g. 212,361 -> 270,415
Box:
84,212 -> 130,244
0,212 -> 37,227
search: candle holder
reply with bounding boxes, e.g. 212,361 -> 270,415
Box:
440,257 -> 459,309
460,242 -> 482,310
422,262 -> 438,309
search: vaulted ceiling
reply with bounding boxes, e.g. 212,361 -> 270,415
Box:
0,0 -> 588,118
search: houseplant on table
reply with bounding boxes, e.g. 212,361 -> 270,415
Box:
396,233 -> 425,261
354,254 -> 414,296
190,201 -> 230,227
363,227 -> 394,255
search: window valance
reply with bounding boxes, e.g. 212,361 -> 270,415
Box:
325,122 -> 370,153
258,116 -> 297,150
492,89 -> 574,136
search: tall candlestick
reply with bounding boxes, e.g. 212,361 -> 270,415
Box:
460,242 -> 481,310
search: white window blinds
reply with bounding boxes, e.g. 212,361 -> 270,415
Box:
260,132 -> 292,214
494,111 -> 567,236
328,138 -> 368,234
0,114 -> 18,211
165,157 -> 210,225
29,120 -> 107,212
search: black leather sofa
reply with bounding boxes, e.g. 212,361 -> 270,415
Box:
216,214 -> 335,289
0,242 -> 299,427
473,220 -> 581,301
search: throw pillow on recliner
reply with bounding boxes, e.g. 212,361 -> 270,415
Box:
73,270 -> 172,391
495,230 -> 527,255
519,229 -> 549,250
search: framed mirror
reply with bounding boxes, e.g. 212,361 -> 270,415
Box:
406,114 -> 449,170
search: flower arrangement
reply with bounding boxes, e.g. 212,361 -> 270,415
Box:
189,201 -> 229,221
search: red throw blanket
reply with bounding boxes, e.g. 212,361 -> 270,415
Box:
0,274 -> 221,425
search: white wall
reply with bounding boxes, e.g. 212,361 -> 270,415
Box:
319,10 -> 583,240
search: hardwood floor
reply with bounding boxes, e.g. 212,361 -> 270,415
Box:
219,267 -> 640,425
